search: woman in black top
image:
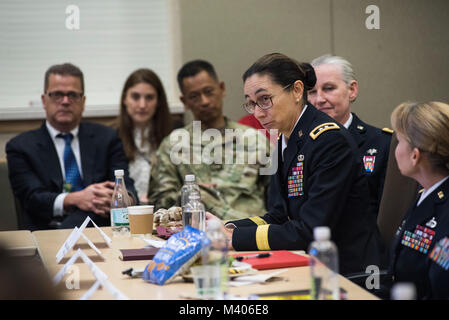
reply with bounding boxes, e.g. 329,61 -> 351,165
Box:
388,101 -> 449,299
207,53 -> 381,275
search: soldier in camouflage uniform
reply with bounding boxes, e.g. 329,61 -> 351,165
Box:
148,60 -> 271,220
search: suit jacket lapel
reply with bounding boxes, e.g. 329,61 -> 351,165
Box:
412,179 -> 449,225
348,113 -> 366,149
390,179 -> 449,272
282,106 -> 313,181
78,123 -> 96,186
36,123 -> 63,189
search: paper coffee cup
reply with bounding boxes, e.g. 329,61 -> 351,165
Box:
128,205 -> 154,235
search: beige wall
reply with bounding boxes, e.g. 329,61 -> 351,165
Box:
1,0 -> 449,159
179,0 -> 449,128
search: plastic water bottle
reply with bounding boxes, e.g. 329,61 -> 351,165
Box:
391,282 -> 416,300
202,219 -> 229,299
183,190 -> 205,231
110,169 -> 131,236
181,175 -> 200,223
309,226 -> 339,300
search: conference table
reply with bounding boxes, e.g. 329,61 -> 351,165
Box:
0,230 -> 37,256
32,227 -> 378,300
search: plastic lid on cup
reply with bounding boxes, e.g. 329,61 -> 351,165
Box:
313,226 -> 331,241
114,169 -> 124,177
185,174 -> 195,182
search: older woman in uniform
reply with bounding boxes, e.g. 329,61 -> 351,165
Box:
308,55 -> 392,216
387,101 -> 449,299
208,53 -> 381,275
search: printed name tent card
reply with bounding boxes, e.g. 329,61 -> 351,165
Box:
53,249 -> 129,300
55,216 -> 112,263
88,217 -> 112,247
80,278 -> 129,300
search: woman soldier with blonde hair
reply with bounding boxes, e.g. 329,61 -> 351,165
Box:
388,101 -> 449,299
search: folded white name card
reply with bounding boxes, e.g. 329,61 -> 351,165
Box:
55,216 -> 112,264
53,249 -> 129,300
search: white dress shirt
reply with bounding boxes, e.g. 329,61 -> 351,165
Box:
343,112 -> 353,129
46,121 -> 83,217
281,105 -> 308,161
417,175 -> 449,207
129,126 -> 154,200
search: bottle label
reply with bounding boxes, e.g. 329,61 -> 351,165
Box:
111,208 -> 129,226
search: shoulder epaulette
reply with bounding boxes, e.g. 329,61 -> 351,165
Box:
382,127 -> 394,134
310,122 -> 340,140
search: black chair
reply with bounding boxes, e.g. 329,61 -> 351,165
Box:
0,160 -> 19,231
345,133 -> 419,290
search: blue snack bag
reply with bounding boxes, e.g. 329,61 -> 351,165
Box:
142,226 -> 210,285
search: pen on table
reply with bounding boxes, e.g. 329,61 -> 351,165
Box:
235,252 -> 271,261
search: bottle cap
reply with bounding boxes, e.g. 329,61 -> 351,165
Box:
313,226 -> 330,241
114,169 -> 124,177
185,174 -> 195,182
391,283 -> 416,300
208,219 -> 221,231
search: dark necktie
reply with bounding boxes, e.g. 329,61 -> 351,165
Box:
57,133 -> 84,192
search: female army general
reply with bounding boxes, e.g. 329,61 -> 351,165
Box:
208,53 -> 381,275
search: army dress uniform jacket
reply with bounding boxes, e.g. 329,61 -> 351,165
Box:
229,105 -> 381,275
148,118 -> 271,220
348,113 -> 392,215
388,178 -> 449,299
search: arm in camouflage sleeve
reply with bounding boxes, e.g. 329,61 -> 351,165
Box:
147,138 -> 182,210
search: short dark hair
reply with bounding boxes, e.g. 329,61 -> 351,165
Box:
44,63 -> 84,93
177,59 -> 218,93
242,53 -> 316,100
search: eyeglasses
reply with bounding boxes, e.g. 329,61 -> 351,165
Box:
243,83 -> 292,114
46,91 -> 84,102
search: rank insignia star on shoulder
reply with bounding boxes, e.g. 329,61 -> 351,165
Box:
310,122 -> 339,140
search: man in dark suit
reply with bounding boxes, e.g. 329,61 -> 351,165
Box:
6,63 -> 136,231
308,54 -> 392,216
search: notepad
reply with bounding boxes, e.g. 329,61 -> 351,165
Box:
119,247 -> 160,261
231,250 -> 309,270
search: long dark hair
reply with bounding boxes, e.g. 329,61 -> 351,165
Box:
117,68 -> 172,161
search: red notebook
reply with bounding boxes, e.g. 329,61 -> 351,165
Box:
231,250 -> 309,270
